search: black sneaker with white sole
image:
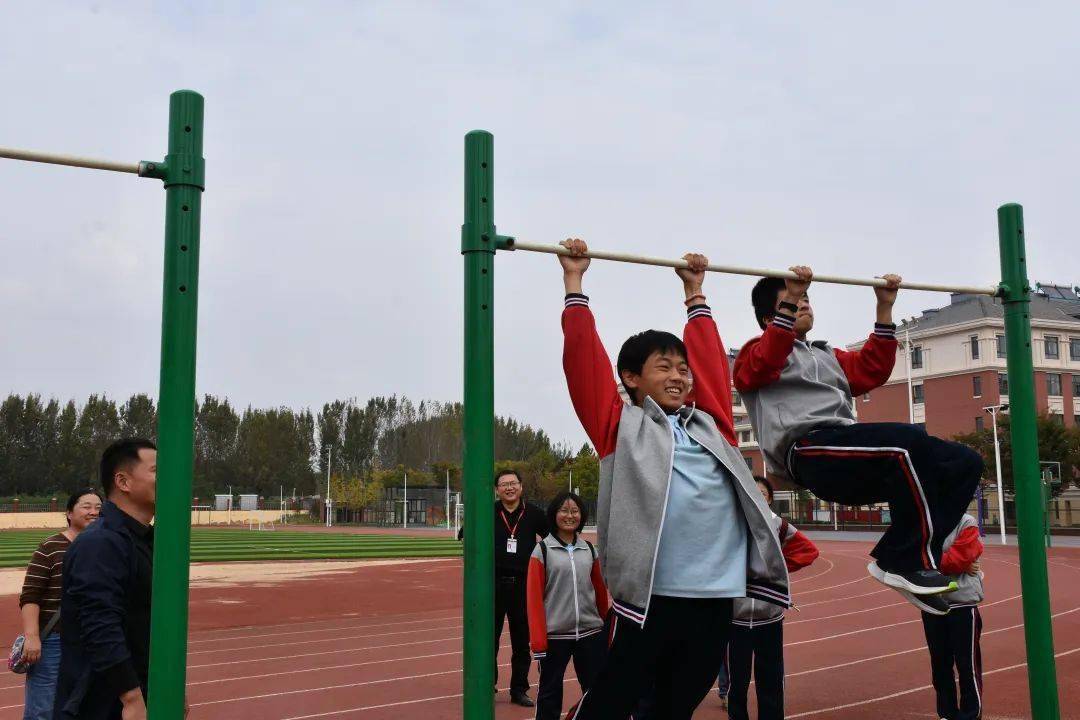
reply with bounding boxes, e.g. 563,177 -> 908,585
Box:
881,568 -> 957,596
867,562 -> 950,615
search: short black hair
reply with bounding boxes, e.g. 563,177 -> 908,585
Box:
616,330 -> 688,403
546,491 -> 588,534
100,438 -> 156,497
66,488 -> 103,525
754,475 -> 774,504
752,277 -> 787,330
494,469 -> 522,487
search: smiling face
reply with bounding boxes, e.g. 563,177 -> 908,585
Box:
67,492 -> 102,532
555,498 -> 582,535
621,349 -> 691,413
495,472 -> 522,506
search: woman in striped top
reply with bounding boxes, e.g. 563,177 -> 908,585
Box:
18,488 -> 102,720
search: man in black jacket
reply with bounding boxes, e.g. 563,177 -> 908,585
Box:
54,438 -> 161,720
492,470 -> 548,707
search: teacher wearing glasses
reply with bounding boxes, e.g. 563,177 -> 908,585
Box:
492,469 -> 548,707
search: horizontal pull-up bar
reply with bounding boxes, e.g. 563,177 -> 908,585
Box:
0,146 -> 144,175
501,238 -> 1000,296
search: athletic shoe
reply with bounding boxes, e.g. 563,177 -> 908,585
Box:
510,691 -> 535,707
868,562 -> 949,616
877,566 -> 957,596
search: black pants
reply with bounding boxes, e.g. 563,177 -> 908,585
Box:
536,631 -> 607,720
574,596 -> 732,720
922,607 -> 983,720
495,573 -> 531,695
790,423 -> 982,572
726,621 -> 784,720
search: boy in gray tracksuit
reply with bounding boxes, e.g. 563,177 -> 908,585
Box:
559,240 -> 789,720
734,268 -> 983,613
920,514 -> 985,720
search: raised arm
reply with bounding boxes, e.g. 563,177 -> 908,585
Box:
832,273 -> 901,396
678,252 -> 737,445
732,266 -> 812,392
561,239 -> 622,458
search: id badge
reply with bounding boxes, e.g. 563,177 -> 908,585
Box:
506,538 -> 518,553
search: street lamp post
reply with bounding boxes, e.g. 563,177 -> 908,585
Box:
984,403 -> 1009,544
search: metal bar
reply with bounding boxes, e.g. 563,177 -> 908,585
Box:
461,130 -> 496,720
0,146 -> 141,174
998,202 -> 1060,720
503,239 -> 999,296
147,90 -> 205,720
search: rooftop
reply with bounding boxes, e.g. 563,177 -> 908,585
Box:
899,283 -> 1080,334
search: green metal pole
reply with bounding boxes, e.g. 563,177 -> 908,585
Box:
145,90 -> 205,720
461,130 -> 496,720
998,203 -> 1059,720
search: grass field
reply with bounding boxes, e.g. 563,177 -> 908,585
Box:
0,527 -> 463,567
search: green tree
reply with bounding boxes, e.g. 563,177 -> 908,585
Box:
954,414 -> 1080,496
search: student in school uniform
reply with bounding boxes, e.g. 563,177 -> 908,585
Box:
526,492 -> 610,720
726,476 -> 819,720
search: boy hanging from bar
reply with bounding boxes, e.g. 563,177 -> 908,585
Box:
733,267 -> 983,614
558,239 -> 789,720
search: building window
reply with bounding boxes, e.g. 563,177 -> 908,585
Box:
910,345 -> 923,369
732,390 -> 742,407
1075,414 -> 1080,427
973,376 -> 982,397
1071,337 -> 1080,361
975,416 -> 984,431
970,335 -> 980,360
999,373 -> 1009,396
863,393 -> 871,402
744,456 -> 754,470
1047,373 -> 1062,396
996,334 -> 1006,358
1050,413 -> 1064,426
1045,335 -> 1060,359
1073,374 -> 1080,397
912,384 -> 924,404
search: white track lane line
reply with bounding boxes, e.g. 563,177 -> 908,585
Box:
787,593 -> 1021,646
188,613 -> 462,644
189,644 -> 512,687
796,588 -> 890,609
190,661 -> 515,707
273,676 -> 580,720
187,634 -> 464,670
785,600 -> 907,625
790,558 -> 835,585
786,646 -> 1080,718
188,625 -> 461,655
793,574 -> 871,596
786,604 -> 1080,679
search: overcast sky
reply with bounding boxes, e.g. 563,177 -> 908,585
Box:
2,2 -> 1077,449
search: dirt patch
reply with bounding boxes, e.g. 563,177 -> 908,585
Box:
0,557 -> 456,596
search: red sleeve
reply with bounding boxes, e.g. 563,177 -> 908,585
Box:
781,529 -> 819,573
831,331 -> 898,397
562,299 -> 623,458
526,555 -> 549,655
732,321 -> 796,393
683,305 -> 736,445
591,558 -> 610,621
940,527 -> 983,576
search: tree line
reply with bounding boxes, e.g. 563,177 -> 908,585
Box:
0,393 -> 599,505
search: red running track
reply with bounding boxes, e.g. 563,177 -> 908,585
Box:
1,540 -> 1078,718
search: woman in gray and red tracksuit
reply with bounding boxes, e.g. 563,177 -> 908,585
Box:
725,477 -> 819,720
527,492 -> 610,720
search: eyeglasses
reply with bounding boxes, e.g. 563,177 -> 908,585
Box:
497,481 -> 521,489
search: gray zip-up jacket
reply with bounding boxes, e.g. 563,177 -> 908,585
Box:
733,315 -> 897,479
732,512 -> 819,626
527,534 -> 610,657
563,297 -> 791,626
942,514 -> 985,606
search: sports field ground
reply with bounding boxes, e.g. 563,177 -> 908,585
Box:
0,527 -> 462,567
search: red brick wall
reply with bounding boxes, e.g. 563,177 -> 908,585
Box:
923,372 -> 996,438
856,382 -> 909,423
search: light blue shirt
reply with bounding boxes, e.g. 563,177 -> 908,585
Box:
651,414 -> 748,598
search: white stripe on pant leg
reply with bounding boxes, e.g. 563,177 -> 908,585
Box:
794,444 -> 936,570
970,607 -> 982,713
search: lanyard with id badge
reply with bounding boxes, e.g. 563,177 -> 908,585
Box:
501,509 -> 523,554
